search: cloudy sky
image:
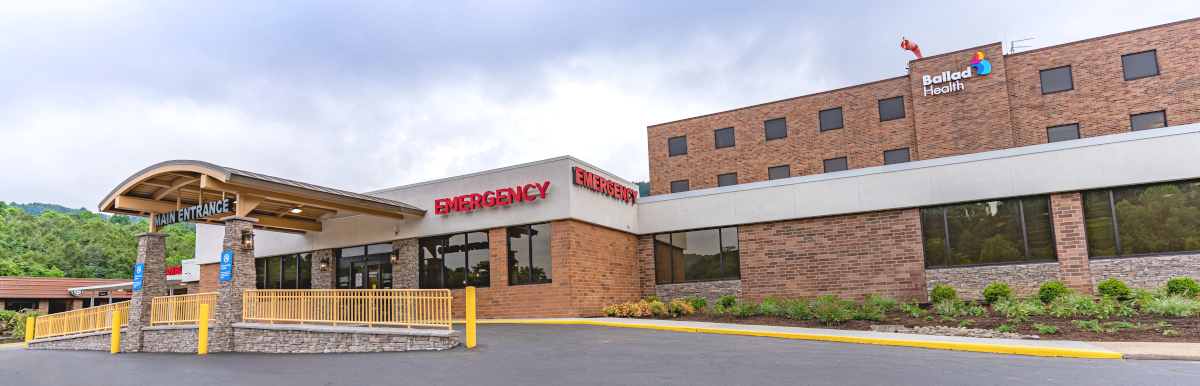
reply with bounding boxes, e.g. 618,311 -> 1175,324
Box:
2,0 -> 1197,211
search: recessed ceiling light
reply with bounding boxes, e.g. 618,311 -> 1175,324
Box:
290,208 -> 303,214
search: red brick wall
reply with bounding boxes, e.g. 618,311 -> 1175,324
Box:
637,235 -> 657,299
446,220 -> 640,319
1050,193 -> 1093,295
908,42 -> 1015,160
195,263 -> 219,294
738,209 -> 928,302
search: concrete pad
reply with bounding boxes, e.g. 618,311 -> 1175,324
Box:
1088,342 -> 1200,360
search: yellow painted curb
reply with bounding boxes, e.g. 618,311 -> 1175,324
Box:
0,343 -> 27,348
456,320 -> 1123,359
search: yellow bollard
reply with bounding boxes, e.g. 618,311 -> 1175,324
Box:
198,304 -> 209,354
110,310 -> 121,354
466,286 -> 476,348
23,316 -> 35,348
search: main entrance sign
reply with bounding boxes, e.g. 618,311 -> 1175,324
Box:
920,51 -> 991,96
434,182 -> 550,215
153,198 -> 234,228
572,166 -> 637,204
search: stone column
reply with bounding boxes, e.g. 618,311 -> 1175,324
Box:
391,239 -> 419,289
123,232 -> 169,352
1050,193 -> 1094,295
210,216 -> 257,352
37,300 -> 49,314
311,249 -> 335,289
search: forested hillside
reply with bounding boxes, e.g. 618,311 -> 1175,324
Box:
0,202 -> 195,279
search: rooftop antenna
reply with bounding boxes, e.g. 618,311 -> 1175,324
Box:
1009,38 -> 1033,54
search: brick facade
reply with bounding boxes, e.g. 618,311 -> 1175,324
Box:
1050,193 -> 1093,295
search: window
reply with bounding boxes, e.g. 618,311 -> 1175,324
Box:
508,223 -> 552,284
654,227 -> 739,283
714,127 -> 735,149
878,97 -> 905,121
5,300 -> 37,311
1046,123 -> 1080,143
764,118 -> 787,141
1130,110 -> 1166,131
884,148 -> 910,165
336,244 -> 393,289
921,196 -> 1057,267
255,253 -> 312,289
767,165 -> 790,180
1122,50 -> 1159,81
819,108 -> 843,131
670,180 -> 689,193
823,157 -> 848,173
668,136 -> 687,156
1082,179 -> 1200,258
717,173 -> 738,187
1040,65 -> 1074,94
419,232 -> 490,289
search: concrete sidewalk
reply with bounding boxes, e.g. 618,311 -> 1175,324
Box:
1088,342 -> 1200,360
459,318 -> 1136,359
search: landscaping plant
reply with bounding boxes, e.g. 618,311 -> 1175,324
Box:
717,295 -> 737,310
729,302 -> 761,317
814,302 -> 851,325
1096,277 -> 1131,298
1037,281 -> 1070,304
1163,330 -> 1179,335
939,316 -> 955,323
898,299 -> 926,318
684,297 -> 707,312
852,303 -> 884,322
864,295 -> 899,312
991,297 -> 1043,319
957,319 -> 975,327
981,282 -> 1012,304
759,298 -> 787,316
931,300 -> 965,317
0,310 -> 16,336
11,310 -> 43,340
995,324 -> 1016,333
666,300 -> 696,317
645,296 -> 662,303
1165,277 -> 1200,297
785,298 -> 814,320
1141,294 -> 1200,317
1032,323 -> 1060,335
930,284 -> 957,303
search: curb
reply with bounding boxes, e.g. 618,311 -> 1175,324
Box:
459,320 -> 1123,359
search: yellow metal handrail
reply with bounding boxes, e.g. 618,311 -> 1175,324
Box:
150,292 -> 217,325
33,301 -> 130,339
243,289 -> 453,329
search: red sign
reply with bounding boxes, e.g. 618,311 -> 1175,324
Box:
434,182 -> 550,215
166,266 -> 182,275
573,166 -> 637,204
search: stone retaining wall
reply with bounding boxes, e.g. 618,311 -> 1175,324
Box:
140,325 -> 220,353
27,329 -> 125,351
926,262 -> 1060,301
655,280 -> 741,307
1090,254 -> 1200,290
231,323 -> 459,353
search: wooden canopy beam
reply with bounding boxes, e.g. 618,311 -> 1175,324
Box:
152,177 -> 199,200
200,175 -> 406,220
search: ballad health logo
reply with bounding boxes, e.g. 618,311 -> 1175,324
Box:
921,51 -> 991,96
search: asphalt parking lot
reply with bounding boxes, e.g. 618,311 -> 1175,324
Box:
3,323 -> 1199,385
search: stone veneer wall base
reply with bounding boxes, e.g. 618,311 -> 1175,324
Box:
925,262 -> 1060,301
27,328 -> 127,351
1090,254 -> 1200,289
231,323 -> 460,353
655,280 -> 741,307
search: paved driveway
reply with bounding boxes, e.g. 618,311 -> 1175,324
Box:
3,324 -> 1199,385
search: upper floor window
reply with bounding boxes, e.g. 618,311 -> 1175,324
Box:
714,127 -> 735,149
764,118 -> 787,141
419,232 -> 490,289
884,148 -> 910,165
767,165 -> 790,180
1122,50 -> 1159,81
823,157 -> 848,173
717,173 -> 738,187
878,97 -> 905,121
509,223 -> 552,285
256,253 -> 312,290
1040,65 -> 1074,94
668,136 -> 687,156
1130,110 -> 1166,131
654,227 -> 740,284
819,108 -> 843,131
670,180 -> 690,193
921,196 -> 1056,267
1047,123 -> 1080,143
1082,179 -> 1200,258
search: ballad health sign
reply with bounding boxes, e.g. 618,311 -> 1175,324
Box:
921,52 -> 992,96
153,198 -> 234,228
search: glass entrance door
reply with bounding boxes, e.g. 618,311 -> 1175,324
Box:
351,262 -> 383,289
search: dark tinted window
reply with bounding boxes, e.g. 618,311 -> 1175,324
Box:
819,108 -> 843,131
764,118 -> 787,140
419,232 -> 489,288
509,223 -> 551,285
1040,66 -> 1074,94
1047,124 -> 1080,143
878,97 -> 905,121
668,136 -> 687,156
670,180 -> 689,193
717,173 -> 738,187
1083,179 -> 1200,258
823,157 -> 848,173
1130,110 -> 1166,131
654,227 -> 740,283
884,148 -> 910,165
767,165 -> 790,180
1122,50 -> 1159,81
921,196 -> 1056,267
714,127 -> 735,149
255,253 -> 313,290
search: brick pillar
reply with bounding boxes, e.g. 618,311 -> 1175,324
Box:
637,235 -> 656,300
1051,193 -> 1093,295
311,249 -> 335,289
392,239 -> 418,289
210,216 -> 257,352
123,232 -> 168,352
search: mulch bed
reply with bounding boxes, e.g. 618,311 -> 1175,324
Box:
640,311 -> 1200,343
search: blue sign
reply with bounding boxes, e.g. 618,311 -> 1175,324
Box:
219,251 -> 233,282
132,264 -> 145,290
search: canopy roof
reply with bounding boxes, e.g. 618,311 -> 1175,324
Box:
99,160 -> 424,234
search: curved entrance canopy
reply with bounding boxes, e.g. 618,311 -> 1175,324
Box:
99,160 -> 425,234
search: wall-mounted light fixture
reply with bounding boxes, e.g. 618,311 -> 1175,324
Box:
241,229 -> 255,249
319,257 -> 329,270
390,250 -> 399,262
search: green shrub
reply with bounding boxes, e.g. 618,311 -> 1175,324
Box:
1103,321 -> 1146,330
729,302 -> 761,317
995,324 -> 1016,333
1071,319 -> 1103,333
1164,330 -> 1179,335
1048,294 -> 1116,319
1037,281 -> 1070,304
1032,323 -> 1060,335
645,296 -> 662,303
11,310 -> 44,339
957,319 -> 975,327
898,299 -> 926,318
814,302 -> 851,325
814,295 -> 838,306
1165,278 -> 1200,297
1142,295 -> 1200,317
931,300 -> 965,317
648,301 -> 669,317
852,303 -> 884,322
964,303 -> 989,316
1096,277 -> 1131,298
930,284 -> 957,303
992,298 -> 1043,318
1115,301 -> 1139,318
939,316 -> 955,323
922,315 -> 934,321
717,295 -> 737,309
684,297 -> 707,312
0,309 -> 16,336
666,300 -> 696,317
864,295 -> 899,312
785,298 -> 814,320
982,282 -> 1012,304
760,298 -> 786,316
